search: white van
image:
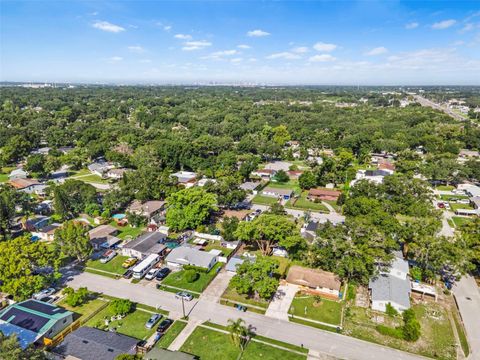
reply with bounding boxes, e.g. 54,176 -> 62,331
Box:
132,254 -> 160,279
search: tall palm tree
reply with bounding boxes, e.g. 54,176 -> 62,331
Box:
227,318 -> 252,351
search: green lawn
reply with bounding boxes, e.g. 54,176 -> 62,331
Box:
221,285 -> 270,309
343,304 -> 457,360
267,180 -> 300,193
155,320 -> 188,349
286,191 -> 329,212
439,194 -> 469,201
452,216 -> 473,227
204,243 -> 234,257
86,254 -> 129,275
450,203 -> 474,211
180,327 -> 307,360
0,173 -> 8,183
162,262 -> 223,293
85,305 -> 157,340
108,221 -> 145,240
57,298 -> 107,321
436,185 -> 455,191
252,195 -> 279,205
289,294 -> 343,325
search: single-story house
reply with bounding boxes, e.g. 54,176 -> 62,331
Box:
104,168 -> 129,180
464,184 -> 480,198
87,160 -> 114,177
24,215 -> 50,231
122,231 -> 168,259
31,223 -> 61,241
301,221 -> 320,241
52,326 -> 138,360
171,171 -> 197,187
222,210 -> 250,221
261,187 -> 293,200
127,200 -> 166,220
251,169 -> 276,179
31,147 -> 51,155
0,300 -> 73,348
264,161 -> 293,171
286,265 -> 341,298
239,181 -> 262,194
471,196 -> 480,210
8,168 -> 28,180
307,188 -> 341,202
350,169 -> 393,187
145,348 -> 197,360
287,170 -> 303,180
165,246 -> 218,271
88,224 -> 121,250
196,178 -> 216,187
9,178 -> 46,195
369,254 -> 411,313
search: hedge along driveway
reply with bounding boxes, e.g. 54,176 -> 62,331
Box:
161,262 -> 223,293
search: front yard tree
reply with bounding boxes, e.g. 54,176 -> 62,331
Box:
0,185 -> 16,240
298,170 -> 317,190
0,333 -> 47,360
234,214 -> 296,256
227,318 -> 252,351
230,256 -> 280,300
273,170 -> 289,183
0,236 -> 59,300
54,220 -> 92,262
166,187 -> 218,231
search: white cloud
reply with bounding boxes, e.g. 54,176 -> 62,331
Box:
292,46 -> 309,54
364,47 -> 388,56
128,45 -> 145,53
247,29 -> 270,37
459,23 -> 476,33
108,56 -> 123,62
267,52 -> 301,60
139,59 -> 152,63
308,54 -> 336,62
182,40 -> 212,51
431,19 -> 456,30
202,50 -> 239,60
248,58 -> 257,62
164,25 -> 172,32
237,44 -> 251,49
92,21 -> 125,33
174,34 -> 192,40
405,22 -> 419,29
313,42 -> 337,52
231,58 -> 243,63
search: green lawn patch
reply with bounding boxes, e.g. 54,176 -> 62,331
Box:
86,255 -> 129,275
289,294 -> 343,325
155,320 -> 188,349
84,268 -> 120,279
439,194 -> 469,201
253,334 -> 308,354
204,243 -> 234,257
436,185 -> 455,191
252,195 -> 279,205
219,299 -> 266,314
0,173 -> 8,183
162,262 -> 223,293
286,191 -> 329,212
85,306 -> 156,340
450,203 -> 474,211
221,285 -> 270,309
180,326 -> 307,360
452,309 -> 469,357
452,216 -> 473,227
267,180 -> 300,192
289,317 -> 340,333
57,298 -> 107,321
108,221 -> 145,240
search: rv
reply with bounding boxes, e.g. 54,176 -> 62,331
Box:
132,254 -> 160,279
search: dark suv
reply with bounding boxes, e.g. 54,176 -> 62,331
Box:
157,318 -> 173,333
155,267 -> 170,281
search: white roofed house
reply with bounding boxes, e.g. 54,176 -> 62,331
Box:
368,253 -> 411,313
165,246 -> 218,271
171,171 -> 197,188
9,168 -> 28,180
87,160 -> 114,177
261,186 -> 293,200
104,168 -> 129,180
122,232 -> 168,259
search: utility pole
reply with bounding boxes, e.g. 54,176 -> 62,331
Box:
181,296 -> 186,318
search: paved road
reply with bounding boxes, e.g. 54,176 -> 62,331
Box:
414,95 -> 468,122
67,272 -> 425,360
453,276 -> 480,360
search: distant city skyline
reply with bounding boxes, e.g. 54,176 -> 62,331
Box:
1,1 -> 480,85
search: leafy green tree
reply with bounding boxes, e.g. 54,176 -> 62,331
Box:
0,333 -> 47,360
184,269 -> 199,283
272,170 -> 289,183
53,180 -> 97,219
230,256 -> 280,300
109,298 -> 134,316
0,185 -> 16,240
64,287 -> 90,307
227,318 -> 252,351
402,309 -> 421,341
166,187 -> 218,231
222,216 -> 239,242
54,221 -> 92,262
234,214 -> 297,256
298,171 -> 317,190
0,236 -> 59,300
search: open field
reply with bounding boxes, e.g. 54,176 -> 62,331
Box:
162,262 -> 223,293
289,294 -> 343,325
286,191 -> 329,212
252,194 -> 279,205
86,255 -> 129,275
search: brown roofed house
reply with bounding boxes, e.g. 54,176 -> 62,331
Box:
286,265 -> 341,299
307,188 -> 341,202
88,224 -> 120,250
127,200 -> 166,219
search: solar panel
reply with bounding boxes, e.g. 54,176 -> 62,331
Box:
0,308 -> 48,333
20,300 -> 68,315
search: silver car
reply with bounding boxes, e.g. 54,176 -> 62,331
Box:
145,313 -> 162,329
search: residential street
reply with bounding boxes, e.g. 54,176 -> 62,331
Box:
453,276 -> 480,360
66,271 -> 426,360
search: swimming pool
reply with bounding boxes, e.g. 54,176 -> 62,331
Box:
112,213 -> 126,220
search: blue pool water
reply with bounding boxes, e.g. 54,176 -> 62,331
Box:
112,213 -> 126,220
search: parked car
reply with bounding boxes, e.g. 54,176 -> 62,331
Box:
122,257 -> 138,268
175,291 -> 193,301
444,203 -> 451,210
123,269 -> 133,279
38,295 -> 57,303
100,250 -> 116,263
155,267 -> 171,281
145,313 -> 162,329
33,287 -> 56,300
457,199 -> 470,204
437,202 -> 445,209
145,268 -> 160,280
156,318 -> 173,333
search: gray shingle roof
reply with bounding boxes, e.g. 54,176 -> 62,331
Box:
123,232 -> 167,255
369,274 -> 411,308
53,327 -> 138,360
165,246 -> 217,269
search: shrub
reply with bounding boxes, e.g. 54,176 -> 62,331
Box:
376,325 -> 404,339
183,264 -> 209,273
65,287 -> 89,307
385,303 -> 399,317
184,269 -> 199,283
109,299 -> 134,316
402,309 -> 421,341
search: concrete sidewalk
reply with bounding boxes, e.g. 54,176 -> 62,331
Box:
200,270 -> 233,302
168,319 -> 201,351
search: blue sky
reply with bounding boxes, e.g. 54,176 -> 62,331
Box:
1,1 -> 479,84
